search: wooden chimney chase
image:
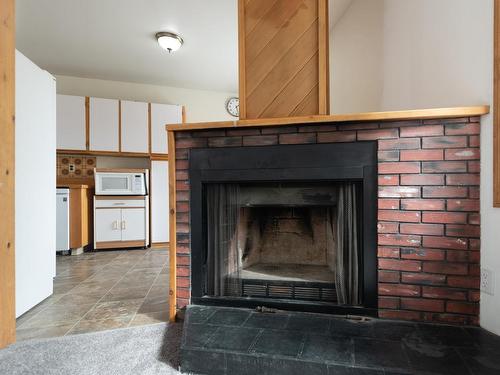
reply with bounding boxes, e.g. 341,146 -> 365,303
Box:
238,0 -> 330,119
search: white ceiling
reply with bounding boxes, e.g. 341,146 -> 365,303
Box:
16,0 -> 239,92
16,0 -> 352,93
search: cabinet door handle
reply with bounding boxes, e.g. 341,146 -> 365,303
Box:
112,221 -> 118,230
121,220 -> 126,230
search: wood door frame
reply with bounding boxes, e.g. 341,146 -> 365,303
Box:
0,0 -> 16,348
494,0 -> 500,206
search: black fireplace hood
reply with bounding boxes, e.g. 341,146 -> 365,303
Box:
189,142 -> 378,316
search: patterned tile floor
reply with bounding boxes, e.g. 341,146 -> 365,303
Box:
16,247 -> 169,341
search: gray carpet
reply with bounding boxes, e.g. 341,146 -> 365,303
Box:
0,323 -> 184,375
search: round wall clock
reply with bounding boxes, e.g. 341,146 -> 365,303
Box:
226,97 -> 239,118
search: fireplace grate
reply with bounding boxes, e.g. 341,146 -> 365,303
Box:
238,279 -> 337,303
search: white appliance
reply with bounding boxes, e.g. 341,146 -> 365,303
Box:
94,169 -> 148,196
56,188 -> 70,251
15,50 -> 56,317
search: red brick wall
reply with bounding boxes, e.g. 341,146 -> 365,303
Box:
174,116 -> 481,325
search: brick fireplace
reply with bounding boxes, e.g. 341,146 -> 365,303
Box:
172,115 -> 481,325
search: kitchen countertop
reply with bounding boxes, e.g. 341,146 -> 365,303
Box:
56,184 -> 91,189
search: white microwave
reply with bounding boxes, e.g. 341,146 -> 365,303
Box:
94,169 -> 148,196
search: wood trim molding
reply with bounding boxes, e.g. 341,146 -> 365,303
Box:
95,240 -> 145,249
151,242 -> 169,248
494,0 -> 500,207
237,0 -> 247,120
0,0 -> 16,348
57,149 -> 150,158
150,153 -> 169,161
148,103 -> 152,154
318,0 -> 330,115
167,130 -> 177,322
118,100 -> 122,153
85,97 -> 90,150
167,105 -> 490,132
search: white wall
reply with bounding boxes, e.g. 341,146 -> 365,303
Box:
330,0 -> 384,114
331,0 -> 499,335
55,75 -> 237,123
15,50 -> 56,317
381,0 -> 492,111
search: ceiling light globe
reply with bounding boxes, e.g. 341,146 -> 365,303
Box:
156,32 -> 183,53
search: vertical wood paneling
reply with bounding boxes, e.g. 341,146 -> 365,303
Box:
0,0 -> 16,349
495,0 -> 500,206
245,0 -> 304,63
238,0 -> 247,119
244,0 -> 278,35
318,0 -> 330,115
247,22 -> 319,118
246,1 -> 318,95
239,0 -> 329,120
85,97 -> 90,150
261,53 -> 319,118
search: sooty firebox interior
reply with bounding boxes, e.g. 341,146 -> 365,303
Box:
203,182 -> 362,306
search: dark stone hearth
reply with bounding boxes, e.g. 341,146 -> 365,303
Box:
180,305 -> 500,375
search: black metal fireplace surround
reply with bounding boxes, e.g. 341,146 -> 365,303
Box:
189,142 -> 378,316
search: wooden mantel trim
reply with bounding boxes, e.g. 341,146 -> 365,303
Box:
167,105 -> 490,132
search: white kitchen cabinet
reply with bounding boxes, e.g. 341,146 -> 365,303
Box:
94,196 -> 149,249
95,208 -> 122,243
121,208 -> 146,241
151,161 -> 169,244
89,97 -> 119,152
56,94 -> 86,150
151,103 -> 182,154
121,100 -> 149,153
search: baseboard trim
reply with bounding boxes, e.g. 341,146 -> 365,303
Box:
151,242 -> 169,249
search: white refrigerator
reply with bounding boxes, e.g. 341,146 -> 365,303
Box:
15,50 -> 56,317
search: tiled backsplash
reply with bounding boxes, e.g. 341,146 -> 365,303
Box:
57,155 -> 96,179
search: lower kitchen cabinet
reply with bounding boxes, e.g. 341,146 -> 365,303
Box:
69,185 -> 93,249
94,208 -> 121,243
94,196 -> 149,249
121,208 -> 146,241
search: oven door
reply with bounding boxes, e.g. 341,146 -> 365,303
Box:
95,173 -> 134,195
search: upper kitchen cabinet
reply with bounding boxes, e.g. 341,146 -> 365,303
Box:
89,97 -> 119,152
120,100 -> 149,153
56,94 -> 86,150
151,103 -> 182,154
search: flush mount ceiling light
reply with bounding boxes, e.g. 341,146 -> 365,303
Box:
156,31 -> 183,53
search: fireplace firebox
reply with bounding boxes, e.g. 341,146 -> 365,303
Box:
189,142 -> 378,315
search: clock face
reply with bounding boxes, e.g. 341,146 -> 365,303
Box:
226,97 -> 239,117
